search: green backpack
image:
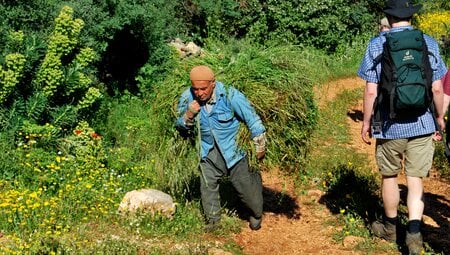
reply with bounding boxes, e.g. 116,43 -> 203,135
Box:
372,29 -> 434,131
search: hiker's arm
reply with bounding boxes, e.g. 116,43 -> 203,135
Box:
443,94 -> 450,117
361,82 -> 378,145
432,79 -> 445,132
443,72 -> 450,114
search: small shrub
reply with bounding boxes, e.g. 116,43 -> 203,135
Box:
416,11 -> 450,64
433,141 -> 450,180
335,208 -> 371,242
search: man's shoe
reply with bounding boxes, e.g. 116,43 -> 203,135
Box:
204,220 -> 220,233
406,232 -> 423,255
249,216 -> 262,230
371,220 -> 396,242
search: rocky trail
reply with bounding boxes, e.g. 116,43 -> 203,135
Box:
232,77 -> 450,255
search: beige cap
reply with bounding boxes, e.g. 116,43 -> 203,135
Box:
189,65 -> 215,81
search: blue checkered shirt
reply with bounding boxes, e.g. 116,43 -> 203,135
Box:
357,26 -> 448,139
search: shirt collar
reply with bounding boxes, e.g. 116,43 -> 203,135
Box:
389,25 -> 413,33
207,89 -> 216,105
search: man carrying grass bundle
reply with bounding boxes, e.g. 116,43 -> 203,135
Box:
358,0 -> 447,254
176,65 -> 266,232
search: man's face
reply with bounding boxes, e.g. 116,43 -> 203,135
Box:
191,80 -> 215,103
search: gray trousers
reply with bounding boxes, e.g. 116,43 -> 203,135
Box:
200,145 -> 263,223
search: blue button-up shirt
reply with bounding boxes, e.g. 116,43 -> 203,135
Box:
176,81 -> 266,168
357,26 -> 447,139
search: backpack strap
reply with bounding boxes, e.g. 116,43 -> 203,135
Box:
371,34 -> 386,71
219,83 -> 235,117
371,35 -> 386,133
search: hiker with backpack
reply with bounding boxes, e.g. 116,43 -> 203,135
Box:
357,1 -> 447,254
175,65 -> 266,232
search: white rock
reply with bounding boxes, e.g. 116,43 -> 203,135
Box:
118,189 -> 176,217
184,41 -> 202,57
168,38 -> 202,58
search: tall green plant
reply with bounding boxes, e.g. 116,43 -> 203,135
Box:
34,6 -> 96,100
0,52 -> 26,103
0,6 -> 102,140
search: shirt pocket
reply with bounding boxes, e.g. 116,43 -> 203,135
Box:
217,111 -> 233,123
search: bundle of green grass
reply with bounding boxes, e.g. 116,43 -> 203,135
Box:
107,39 -> 319,198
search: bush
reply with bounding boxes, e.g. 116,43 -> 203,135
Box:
179,0 -> 380,52
433,141 -> 450,180
70,0 -> 185,94
416,11 -> 450,65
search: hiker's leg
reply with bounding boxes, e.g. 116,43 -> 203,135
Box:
376,138 -> 407,217
381,175 -> 399,218
229,156 -> 263,218
200,146 -> 227,223
403,134 -> 433,221
371,138 -> 406,241
403,134 -> 432,255
405,176 -> 424,220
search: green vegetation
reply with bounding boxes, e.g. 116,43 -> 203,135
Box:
0,0 -> 449,254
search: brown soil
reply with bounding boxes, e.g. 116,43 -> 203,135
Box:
232,77 -> 450,255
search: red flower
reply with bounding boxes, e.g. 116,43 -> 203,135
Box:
75,130 -> 82,135
91,132 -> 100,139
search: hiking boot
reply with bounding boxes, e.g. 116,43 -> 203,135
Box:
371,220 -> 396,242
249,216 -> 262,231
406,232 -> 423,255
204,220 -> 220,233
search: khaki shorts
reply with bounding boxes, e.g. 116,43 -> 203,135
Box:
375,134 -> 434,177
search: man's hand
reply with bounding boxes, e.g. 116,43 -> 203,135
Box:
432,131 -> 442,141
253,133 -> 267,161
433,116 -> 445,141
256,151 -> 265,161
184,100 -> 200,125
361,121 -> 372,145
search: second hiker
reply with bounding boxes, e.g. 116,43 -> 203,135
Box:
357,0 -> 447,254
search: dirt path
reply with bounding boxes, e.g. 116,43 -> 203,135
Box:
233,77 -> 450,255
233,168 -> 361,255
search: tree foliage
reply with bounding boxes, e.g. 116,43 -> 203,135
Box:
179,0 -> 383,52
